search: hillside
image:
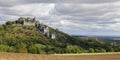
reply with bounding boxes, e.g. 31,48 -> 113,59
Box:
0,17 -> 120,54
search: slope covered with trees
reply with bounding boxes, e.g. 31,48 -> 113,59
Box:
0,18 -> 120,54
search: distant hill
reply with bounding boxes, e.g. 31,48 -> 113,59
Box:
0,17 -> 120,54
73,35 -> 120,43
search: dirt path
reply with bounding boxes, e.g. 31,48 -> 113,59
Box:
0,52 -> 120,60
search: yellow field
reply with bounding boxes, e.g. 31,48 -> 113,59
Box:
0,52 -> 120,60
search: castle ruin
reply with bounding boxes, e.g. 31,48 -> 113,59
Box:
16,17 -> 55,39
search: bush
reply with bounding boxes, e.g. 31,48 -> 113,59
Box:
6,21 -> 14,25
89,48 -> 95,53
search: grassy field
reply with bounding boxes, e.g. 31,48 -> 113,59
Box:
0,52 -> 120,60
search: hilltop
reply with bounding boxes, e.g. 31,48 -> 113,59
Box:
0,17 -> 120,54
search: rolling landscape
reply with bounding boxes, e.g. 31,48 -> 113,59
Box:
0,17 -> 120,60
1,17 -> 120,54
1,0 -> 120,60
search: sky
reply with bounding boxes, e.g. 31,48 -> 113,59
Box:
0,0 -> 120,36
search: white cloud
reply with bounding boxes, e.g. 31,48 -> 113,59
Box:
0,0 -> 119,7
49,3 -> 120,35
0,3 -> 54,22
0,0 -> 120,36
10,4 -> 54,16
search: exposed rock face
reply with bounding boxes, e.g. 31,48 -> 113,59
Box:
44,27 -> 49,37
51,33 -> 56,39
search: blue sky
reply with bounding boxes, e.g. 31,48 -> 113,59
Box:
0,0 -> 120,36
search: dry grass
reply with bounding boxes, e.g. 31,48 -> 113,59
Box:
0,52 -> 120,60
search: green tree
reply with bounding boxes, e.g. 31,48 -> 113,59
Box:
100,48 -> 106,52
28,44 -> 46,54
0,44 -> 9,52
34,44 -> 46,54
0,25 -> 3,30
15,42 -> 28,53
95,49 -> 100,53
7,46 -> 16,52
6,21 -> 13,25
89,48 -> 95,53
107,46 -> 114,52
66,45 -> 82,53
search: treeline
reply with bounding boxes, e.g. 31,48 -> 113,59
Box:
0,20 -> 120,54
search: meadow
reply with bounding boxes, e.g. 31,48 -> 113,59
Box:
0,52 -> 120,60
